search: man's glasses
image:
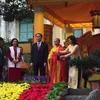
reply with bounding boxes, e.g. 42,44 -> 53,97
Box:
36,36 -> 41,38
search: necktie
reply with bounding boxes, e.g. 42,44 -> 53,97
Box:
37,42 -> 40,50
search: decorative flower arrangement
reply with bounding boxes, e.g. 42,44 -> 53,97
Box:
0,82 -> 30,100
24,67 -> 34,76
18,83 -> 53,100
45,82 -> 68,100
69,49 -> 100,88
69,49 -> 100,70
0,82 -> 67,100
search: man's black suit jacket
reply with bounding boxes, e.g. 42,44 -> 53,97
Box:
31,42 -> 48,66
0,47 -> 7,67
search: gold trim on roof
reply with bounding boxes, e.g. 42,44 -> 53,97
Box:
44,12 -> 92,28
44,12 -> 64,28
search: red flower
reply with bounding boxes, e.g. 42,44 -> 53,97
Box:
18,83 -> 53,100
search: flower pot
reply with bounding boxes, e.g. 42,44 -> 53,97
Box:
89,80 -> 100,91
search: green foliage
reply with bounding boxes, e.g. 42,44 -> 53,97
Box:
69,58 -> 81,68
24,67 -> 33,76
81,56 -> 95,69
91,49 -> 100,68
91,49 -> 100,58
45,82 -> 67,100
28,38 -> 32,42
0,0 -> 34,21
23,53 -> 31,63
4,41 -> 10,48
70,49 -> 100,69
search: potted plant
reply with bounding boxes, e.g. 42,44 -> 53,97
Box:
88,49 -> 100,90
70,49 -> 100,89
69,56 -> 97,88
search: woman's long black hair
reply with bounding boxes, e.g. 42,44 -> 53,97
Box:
10,38 -> 19,46
67,35 -> 77,45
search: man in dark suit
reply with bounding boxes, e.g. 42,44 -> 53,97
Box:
0,37 -> 7,81
31,33 -> 48,76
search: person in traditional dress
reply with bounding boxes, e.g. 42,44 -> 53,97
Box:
48,38 -> 68,83
58,35 -> 81,88
7,38 -> 22,82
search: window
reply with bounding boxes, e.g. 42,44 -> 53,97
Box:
73,29 -> 83,38
19,18 -> 33,42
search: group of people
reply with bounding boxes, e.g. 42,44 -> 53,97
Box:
31,33 -> 82,88
0,33 -> 82,88
48,36 -> 81,88
0,38 -> 23,82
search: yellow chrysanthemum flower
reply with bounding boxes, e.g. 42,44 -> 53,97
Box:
0,83 -> 30,100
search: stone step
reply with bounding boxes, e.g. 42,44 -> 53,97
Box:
68,88 -> 92,95
64,95 -> 87,100
62,88 -> 92,96
62,88 -> 92,100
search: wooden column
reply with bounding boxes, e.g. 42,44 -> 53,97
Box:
44,24 -> 53,51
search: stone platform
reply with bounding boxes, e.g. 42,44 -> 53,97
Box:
61,88 -> 92,100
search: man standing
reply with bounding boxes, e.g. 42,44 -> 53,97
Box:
0,37 -> 7,81
48,38 -> 68,83
31,33 -> 48,76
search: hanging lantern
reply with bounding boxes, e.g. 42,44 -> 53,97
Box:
90,10 -> 100,28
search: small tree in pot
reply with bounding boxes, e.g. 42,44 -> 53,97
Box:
69,54 -> 99,88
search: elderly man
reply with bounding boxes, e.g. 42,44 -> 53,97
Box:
48,38 -> 68,83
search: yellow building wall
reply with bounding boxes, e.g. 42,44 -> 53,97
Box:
19,43 -> 31,53
66,32 -> 72,38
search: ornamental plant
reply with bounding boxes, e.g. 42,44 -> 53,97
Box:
69,49 -> 100,88
18,83 -> 53,100
69,49 -> 100,69
0,82 -> 29,100
91,49 -> 100,68
69,58 -> 81,68
45,82 -> 68,100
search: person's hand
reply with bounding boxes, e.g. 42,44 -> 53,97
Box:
48,59 -> 51,64
60,55 -> 66,60
60,55 -> 64,59
3,66 -> 8,71
55,51 -> 60,56
44,62 -> 47,67
13,59 -> 18,64
58,51 -> 62,54
30,63 -> 33,67
15,59 -> 19,63
13,60 -> 16,64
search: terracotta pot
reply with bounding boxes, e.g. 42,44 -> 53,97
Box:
89,80 -> 100,91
